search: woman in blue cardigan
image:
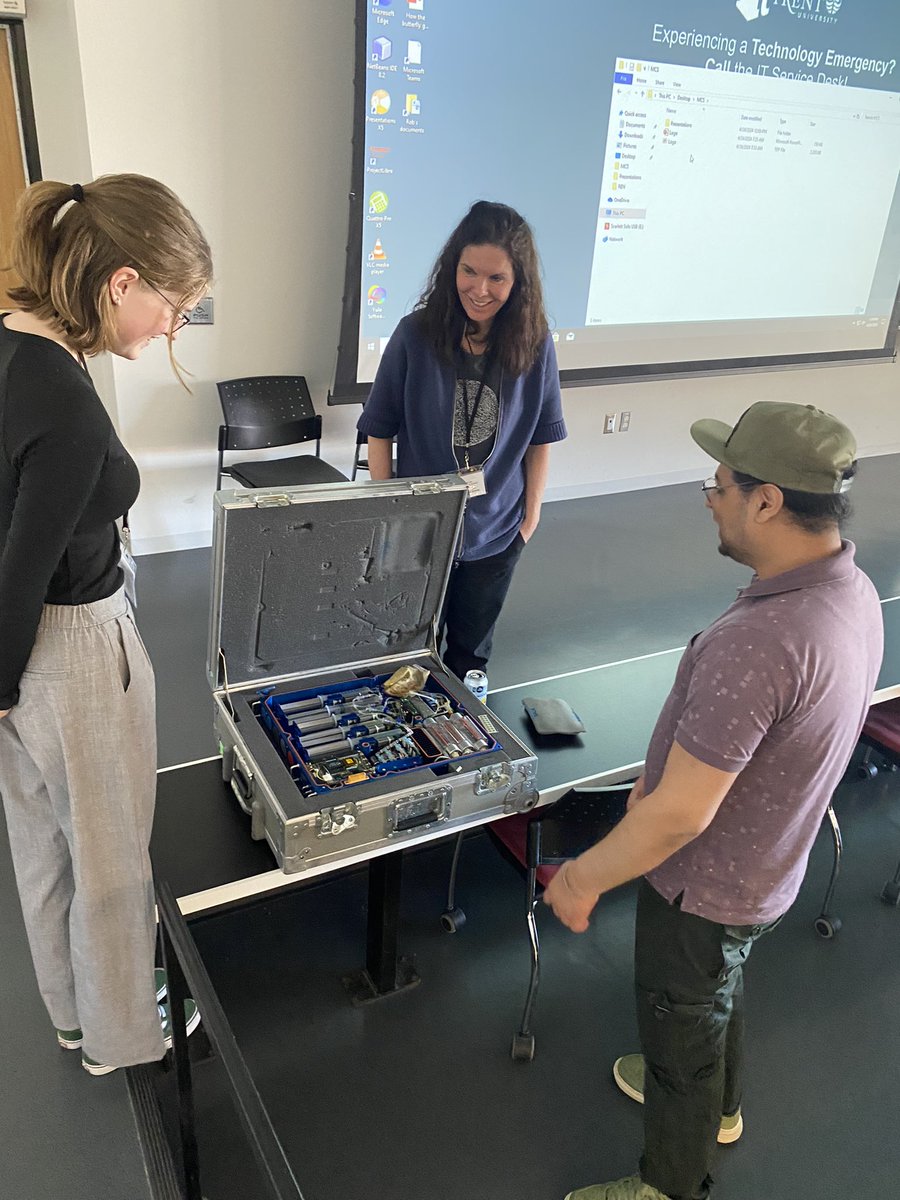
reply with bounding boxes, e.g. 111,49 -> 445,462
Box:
358,201 -> 567,680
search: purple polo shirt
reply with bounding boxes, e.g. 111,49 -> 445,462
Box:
644,542 -> 883,924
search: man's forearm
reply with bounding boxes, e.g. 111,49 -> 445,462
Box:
567,789 -> 702,899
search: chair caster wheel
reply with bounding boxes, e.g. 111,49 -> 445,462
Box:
440,906 -> 466,933
856,762 -> 878,780
815,915 -> 841,938
881,881 -> 900,906
511,1032 -> 535,1062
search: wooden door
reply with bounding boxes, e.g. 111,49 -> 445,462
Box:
0,24 -> 29,307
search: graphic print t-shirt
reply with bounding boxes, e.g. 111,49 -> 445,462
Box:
453,350 -> 500,468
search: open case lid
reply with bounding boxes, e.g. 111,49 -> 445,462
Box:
207,477 -> 468,690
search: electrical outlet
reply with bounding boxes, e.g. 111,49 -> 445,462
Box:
604,413 -> 617,435
619,410 -> 631,432
188,296 -> 214,325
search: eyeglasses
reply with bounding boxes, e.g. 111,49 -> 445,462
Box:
700,477 -> 753,498
141,277 -> 192,331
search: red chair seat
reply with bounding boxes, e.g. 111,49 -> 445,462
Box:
863,697 -> 900,754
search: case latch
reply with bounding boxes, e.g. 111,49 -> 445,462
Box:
410,480 -> 441,495
475,762 -> 512,795
255,493 -> 292,507
317,803 -> 359,838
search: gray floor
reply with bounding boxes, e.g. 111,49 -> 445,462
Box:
0,461 -> 898,1199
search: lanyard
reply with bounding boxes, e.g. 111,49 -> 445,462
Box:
459,342 -> 495,470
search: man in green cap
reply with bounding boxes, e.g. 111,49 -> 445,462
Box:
545,402 -> 884,1200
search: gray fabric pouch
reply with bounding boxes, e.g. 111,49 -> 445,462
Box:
522,696 -> 585,736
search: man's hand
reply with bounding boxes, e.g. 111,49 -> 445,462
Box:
543,859 -> 601,933
518,518 -> 539,544
0,709 -> 10,720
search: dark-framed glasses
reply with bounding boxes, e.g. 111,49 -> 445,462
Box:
141,277 -> 192,331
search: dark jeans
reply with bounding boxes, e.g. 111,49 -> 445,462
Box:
635,879 -> 780,1200
441,533 -> 525,680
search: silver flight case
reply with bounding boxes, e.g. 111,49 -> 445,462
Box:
208,477 -> 538,874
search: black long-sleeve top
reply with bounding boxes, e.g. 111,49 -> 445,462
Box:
0,320 -> 140,708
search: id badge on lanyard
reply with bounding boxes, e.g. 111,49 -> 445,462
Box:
119,512 -> 138,609
459,466 -> 487,497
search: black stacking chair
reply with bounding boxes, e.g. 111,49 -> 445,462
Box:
441,785 -> 633,1062
216,375 -> 348,489
351,427 -> 396,480
351,428 -> 369,481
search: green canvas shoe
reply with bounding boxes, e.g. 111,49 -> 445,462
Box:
55,1027 -> 83,1050
564,1175 -> 672,1200
613,1054 -> 744,1144
81,1053 -> 117,1077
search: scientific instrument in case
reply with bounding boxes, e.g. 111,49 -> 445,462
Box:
208,477 -> 538,874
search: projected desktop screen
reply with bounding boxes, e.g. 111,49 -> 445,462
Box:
332,0 -> 900,396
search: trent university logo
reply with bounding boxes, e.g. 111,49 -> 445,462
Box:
736,0 -> 843,22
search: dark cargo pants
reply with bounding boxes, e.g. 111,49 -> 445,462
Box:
635,879 -> 780,1200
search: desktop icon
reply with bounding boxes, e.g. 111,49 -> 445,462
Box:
368,285 -> 387,305
369,191 -> 389,214
407,0 -> 424,10
565,332 -> 576,341
552,331 -> 560,343
405,39 -> 422,65
404,93 -> 421,116
371,37 -> 392,62
374,0 -> 392,7
370,238 -> 387,260
602,237 -> 609,243
370,90 -> 391,116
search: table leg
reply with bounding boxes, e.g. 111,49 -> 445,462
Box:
341,851 -> 421,1004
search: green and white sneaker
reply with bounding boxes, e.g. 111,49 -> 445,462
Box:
158,996 -> 202,1045
55,1027 -> 83,1050
565,1175 -> 672,1200
154,967 -> 168,1002
82,998 -> 201,1076
613,1054 -> 744,1144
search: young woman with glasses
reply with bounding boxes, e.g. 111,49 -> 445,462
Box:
0,175 -> 212,1075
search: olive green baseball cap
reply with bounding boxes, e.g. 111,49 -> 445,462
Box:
691,402 -> 856,495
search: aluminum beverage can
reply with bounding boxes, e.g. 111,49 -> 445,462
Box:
463,670 -> 488,701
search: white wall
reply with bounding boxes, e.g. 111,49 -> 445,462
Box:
21,0 -> 900,553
